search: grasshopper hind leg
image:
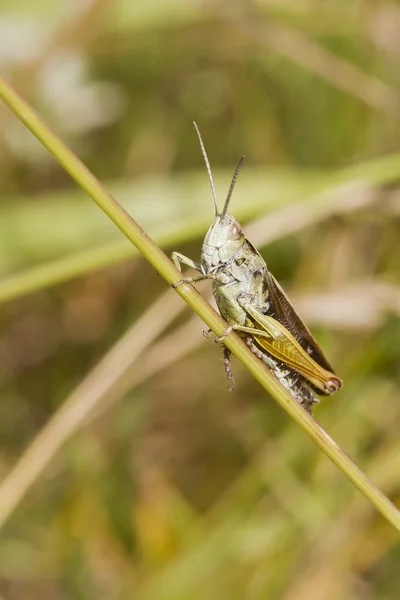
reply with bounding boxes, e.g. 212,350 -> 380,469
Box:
245,337 -> 317,414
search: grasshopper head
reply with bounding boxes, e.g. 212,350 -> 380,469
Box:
202,213 -> 245,272
192,122 -> 246,274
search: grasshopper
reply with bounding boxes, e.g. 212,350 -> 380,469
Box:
172,123 -> 342,412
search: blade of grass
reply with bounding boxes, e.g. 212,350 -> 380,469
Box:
3,148 -> 400,306
0,176 -> 378,305
2,142 -> 400,305
0,73 -> 399,531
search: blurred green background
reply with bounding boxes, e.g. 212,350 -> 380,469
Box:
0,0 -> 399,598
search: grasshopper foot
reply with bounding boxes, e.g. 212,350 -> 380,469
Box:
203,328 -> 212,338
215,326 -> 233,343
172,279 -> 184,289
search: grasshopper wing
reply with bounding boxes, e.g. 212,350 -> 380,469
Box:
243,302 -> 342,395
266,271 -> 336,374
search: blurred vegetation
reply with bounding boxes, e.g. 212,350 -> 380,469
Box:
0,0 -> 400,598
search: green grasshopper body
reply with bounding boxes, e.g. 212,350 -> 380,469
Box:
172,123 -> 342,412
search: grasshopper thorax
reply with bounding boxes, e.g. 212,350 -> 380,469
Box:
201,212 -> 245,273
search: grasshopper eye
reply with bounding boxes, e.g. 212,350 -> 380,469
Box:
230,223 -> 242,240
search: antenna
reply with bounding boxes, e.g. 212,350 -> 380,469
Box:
193,122 -> 219,215
222,155 -> 245,216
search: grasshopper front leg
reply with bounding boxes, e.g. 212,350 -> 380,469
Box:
171,252 -> 213,288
